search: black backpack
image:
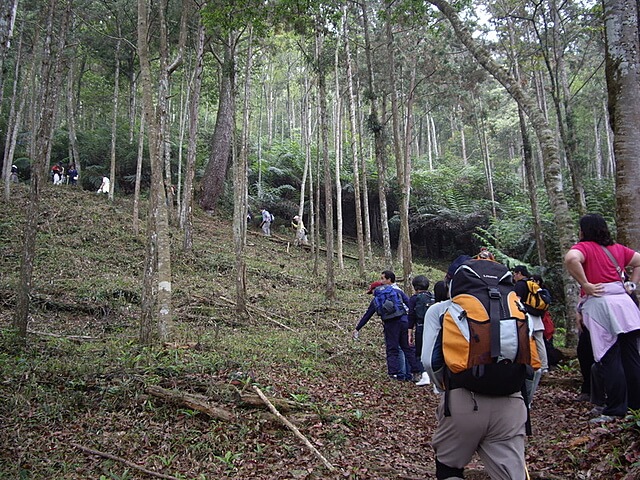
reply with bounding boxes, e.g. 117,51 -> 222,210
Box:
414,291 -> 435,324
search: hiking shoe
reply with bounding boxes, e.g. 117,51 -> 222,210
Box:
416,372 -> 431,386
589,406 -> 605,416
389,374 -> 409,381
589,414 -> 619,424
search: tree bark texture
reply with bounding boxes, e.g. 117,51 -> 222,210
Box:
603,0 -> 640,251
200,35 -> 237,212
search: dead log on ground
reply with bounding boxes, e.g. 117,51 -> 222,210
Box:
146,385 -> 235,421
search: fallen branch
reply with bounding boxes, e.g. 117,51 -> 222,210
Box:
219,296 -> 294,331
27,330 -> 99,342
146,385 -> 235,421
71,442 -> 181,480
252,385 -> 335,472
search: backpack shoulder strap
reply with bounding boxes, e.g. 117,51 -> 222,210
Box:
600,245 -> 625,283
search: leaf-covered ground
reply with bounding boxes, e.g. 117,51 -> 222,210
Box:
1,185 -> 639,479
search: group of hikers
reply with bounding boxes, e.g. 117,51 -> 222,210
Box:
49,162 -> 79,186
255,208 -> 309,246
351,213 -> 640,480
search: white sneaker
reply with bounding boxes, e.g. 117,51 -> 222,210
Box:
415,372 -> 431,386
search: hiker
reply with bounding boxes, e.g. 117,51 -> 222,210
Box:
564,213 -> 640,423
291,215 -> 308,246
67,164 -> 78,186
513,265 -> 548,406
422,255 -> 538,480
97,176 -> 110,194
352,270 -> 421,382
408,275 -> 434,386
259,209 -> 272,236
10,165 -> 18,183
51,163 -> 64,185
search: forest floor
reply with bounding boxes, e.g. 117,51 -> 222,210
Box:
1,184 -> 639,480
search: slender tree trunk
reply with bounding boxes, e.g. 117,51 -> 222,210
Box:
316,31 -> 336,301
385,10 -> 412,288
428,0 -> 577,344
603,0 -> 640,251
234,26 -> 253,321
343,9 -> 366,277
67,52 -> 80,180
3,26 -> 22,201
133,117 -> 144,235
334,41 -> 344,270
181,18 -> 205,251
0,0 -> 17,99
361,2 -> 391,266
109,33 -> 121,201
14,0 -> 69,339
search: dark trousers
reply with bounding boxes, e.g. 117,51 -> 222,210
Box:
415,323 -> 425,371
601,331 -> 640,416
383,318 -> 420,376
577,329 -> 594,394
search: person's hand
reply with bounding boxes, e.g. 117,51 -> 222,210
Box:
408,329 -> 415,347
582,282 -> 604,296
352,330 -> 359,340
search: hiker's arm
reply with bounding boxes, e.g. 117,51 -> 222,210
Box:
628,251 -> 640,284
354,300 -> 376,332
564,249 -> 603,296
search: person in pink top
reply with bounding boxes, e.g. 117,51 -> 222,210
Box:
564,213 -> 640,423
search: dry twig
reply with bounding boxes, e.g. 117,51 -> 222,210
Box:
252,385 -> 336,472
71,442 -> 181,480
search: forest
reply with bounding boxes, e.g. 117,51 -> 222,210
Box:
1,0 -> 640,478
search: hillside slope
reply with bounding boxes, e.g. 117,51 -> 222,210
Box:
0,185 -> 638,479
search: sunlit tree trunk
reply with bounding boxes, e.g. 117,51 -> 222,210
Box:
334,40 -> 344,270
316,31 -> 336,301
385,9 -> 412,288
234,26 -> 253,320
181,18 -> 205,251
343,8 -> 366,277
133,117 -> 144,235
362,2 -> 392,266
603,0 -> 640,251
108,32 -> 121,201
3,27 -> 22,201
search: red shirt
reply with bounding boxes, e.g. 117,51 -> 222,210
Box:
570,241 -> 636,284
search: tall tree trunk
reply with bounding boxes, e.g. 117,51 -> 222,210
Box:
334,40 -> 344,270
137,0 -> 173,344
0,0 -> 17,100
343,9 -> 366,277
109,33 -> 121,201
3,26 -> 22,201
14,0 -> 69,339
361,3 -> 392,266
603,0 -> 640,251
200,35 -> 237,212
385,10 -> 412,288
181,18 -> 205,251
428,0 -> 577,344
234,26 -> 253,321
133,117 -> 144,235
316,31 -> 336,301
67,52 -> 80,180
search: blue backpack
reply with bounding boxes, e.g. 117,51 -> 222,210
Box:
373,285 -> 406,320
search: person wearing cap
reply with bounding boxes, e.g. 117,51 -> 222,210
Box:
291,215 -> 308,246
513,265 -> 547,406
352,270 -> 421,381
